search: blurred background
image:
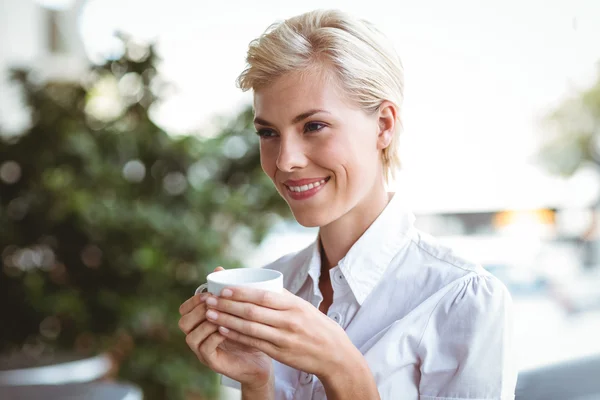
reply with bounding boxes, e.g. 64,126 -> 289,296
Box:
1,0 -> 599,399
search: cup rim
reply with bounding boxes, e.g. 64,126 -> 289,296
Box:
207,268 -> 282,285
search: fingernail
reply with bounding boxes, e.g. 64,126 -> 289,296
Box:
199,294 -> 209,302
219,326 -> 229,334
205,297 -> 217,306
221,289 -> 233,297
206,310 -> 218,320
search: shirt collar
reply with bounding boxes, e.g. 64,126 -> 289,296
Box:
289,192 -> 415,304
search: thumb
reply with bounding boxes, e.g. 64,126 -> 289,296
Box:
214,266 -> 225,272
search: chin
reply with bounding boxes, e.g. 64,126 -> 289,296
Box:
290,208 -> 333,228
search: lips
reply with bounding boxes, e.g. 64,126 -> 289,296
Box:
283,177 -> 330,200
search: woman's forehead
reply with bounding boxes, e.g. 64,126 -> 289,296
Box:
253,69 -> 348,118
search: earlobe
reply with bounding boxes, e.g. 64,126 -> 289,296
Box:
377,101 -> 397,150
377,129 -> 393,151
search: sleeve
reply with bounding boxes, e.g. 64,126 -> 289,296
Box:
220,374 -> 241,390
220,364 -> 296,400
418,274 -> 518,400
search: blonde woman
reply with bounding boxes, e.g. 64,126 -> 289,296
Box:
179,9 -> 517,400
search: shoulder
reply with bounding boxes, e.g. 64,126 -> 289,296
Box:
407,230 -> 513,325
414,234 -> 516,397
407,228 -> 483,275
403,227 -> 494,286
386,227 -> 511,311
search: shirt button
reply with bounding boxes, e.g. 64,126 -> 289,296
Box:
301,372 -> 313,384
331,271 -> 346,290
328,311 -> 344,326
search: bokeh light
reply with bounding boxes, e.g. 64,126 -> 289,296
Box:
0,161 -> 22,184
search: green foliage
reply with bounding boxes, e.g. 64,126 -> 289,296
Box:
0,38 -> 290,399
537,63 -> 600,177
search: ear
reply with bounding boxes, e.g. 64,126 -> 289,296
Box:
376,101 -> 397,150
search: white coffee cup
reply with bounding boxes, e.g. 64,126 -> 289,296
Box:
194,269 -> 284,391
195,268 -> 283,296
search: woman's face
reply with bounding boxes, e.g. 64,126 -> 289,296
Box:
253,69 -> 387,227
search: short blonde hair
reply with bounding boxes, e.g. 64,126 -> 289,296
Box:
236,9 -> 404,183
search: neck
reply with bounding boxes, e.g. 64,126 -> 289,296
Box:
318,186 -> 392,271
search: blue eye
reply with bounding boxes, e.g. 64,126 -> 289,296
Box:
305,122 -> 326,133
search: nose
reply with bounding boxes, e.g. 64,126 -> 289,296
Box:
276,134 -> 308,172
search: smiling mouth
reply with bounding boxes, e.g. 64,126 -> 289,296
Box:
284,177 -> 331,193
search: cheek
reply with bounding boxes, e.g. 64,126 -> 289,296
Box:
318,145 -> 347,174
347,126 -> 380,171
318,133 -> 373,178
259,142 -> 277,179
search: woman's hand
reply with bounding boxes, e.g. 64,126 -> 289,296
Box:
178,267 -> 273,391
203,287 -> 360,380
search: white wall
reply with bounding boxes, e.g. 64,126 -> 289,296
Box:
0,0 -> 44,135
0,0 -> 86,136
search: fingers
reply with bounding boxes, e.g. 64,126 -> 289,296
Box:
218,326 -> 278,357
179,299 -> 209,334
180,292 -> 209,316
180,266 -> 224,315
205,308 -> 282,345
181,266 -> 227,368
199,331 -> 227,367
185,321 -> 220,363
206,296 -> 283,327
219,287 -> 296,310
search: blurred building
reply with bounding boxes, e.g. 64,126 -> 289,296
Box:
0,0 -> 87,136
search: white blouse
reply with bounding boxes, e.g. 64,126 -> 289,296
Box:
223,193 -> 518,399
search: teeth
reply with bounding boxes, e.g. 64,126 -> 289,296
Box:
288,179 -> 327,193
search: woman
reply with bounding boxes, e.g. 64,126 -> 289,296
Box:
178,9 -> 517,400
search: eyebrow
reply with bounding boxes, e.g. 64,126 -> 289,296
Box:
254,109 -> 330,127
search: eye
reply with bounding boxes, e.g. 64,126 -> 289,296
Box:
255,128 -> 277,139
304,122 -> 326,133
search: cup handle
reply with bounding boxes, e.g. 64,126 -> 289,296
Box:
195,283 -> 208,296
